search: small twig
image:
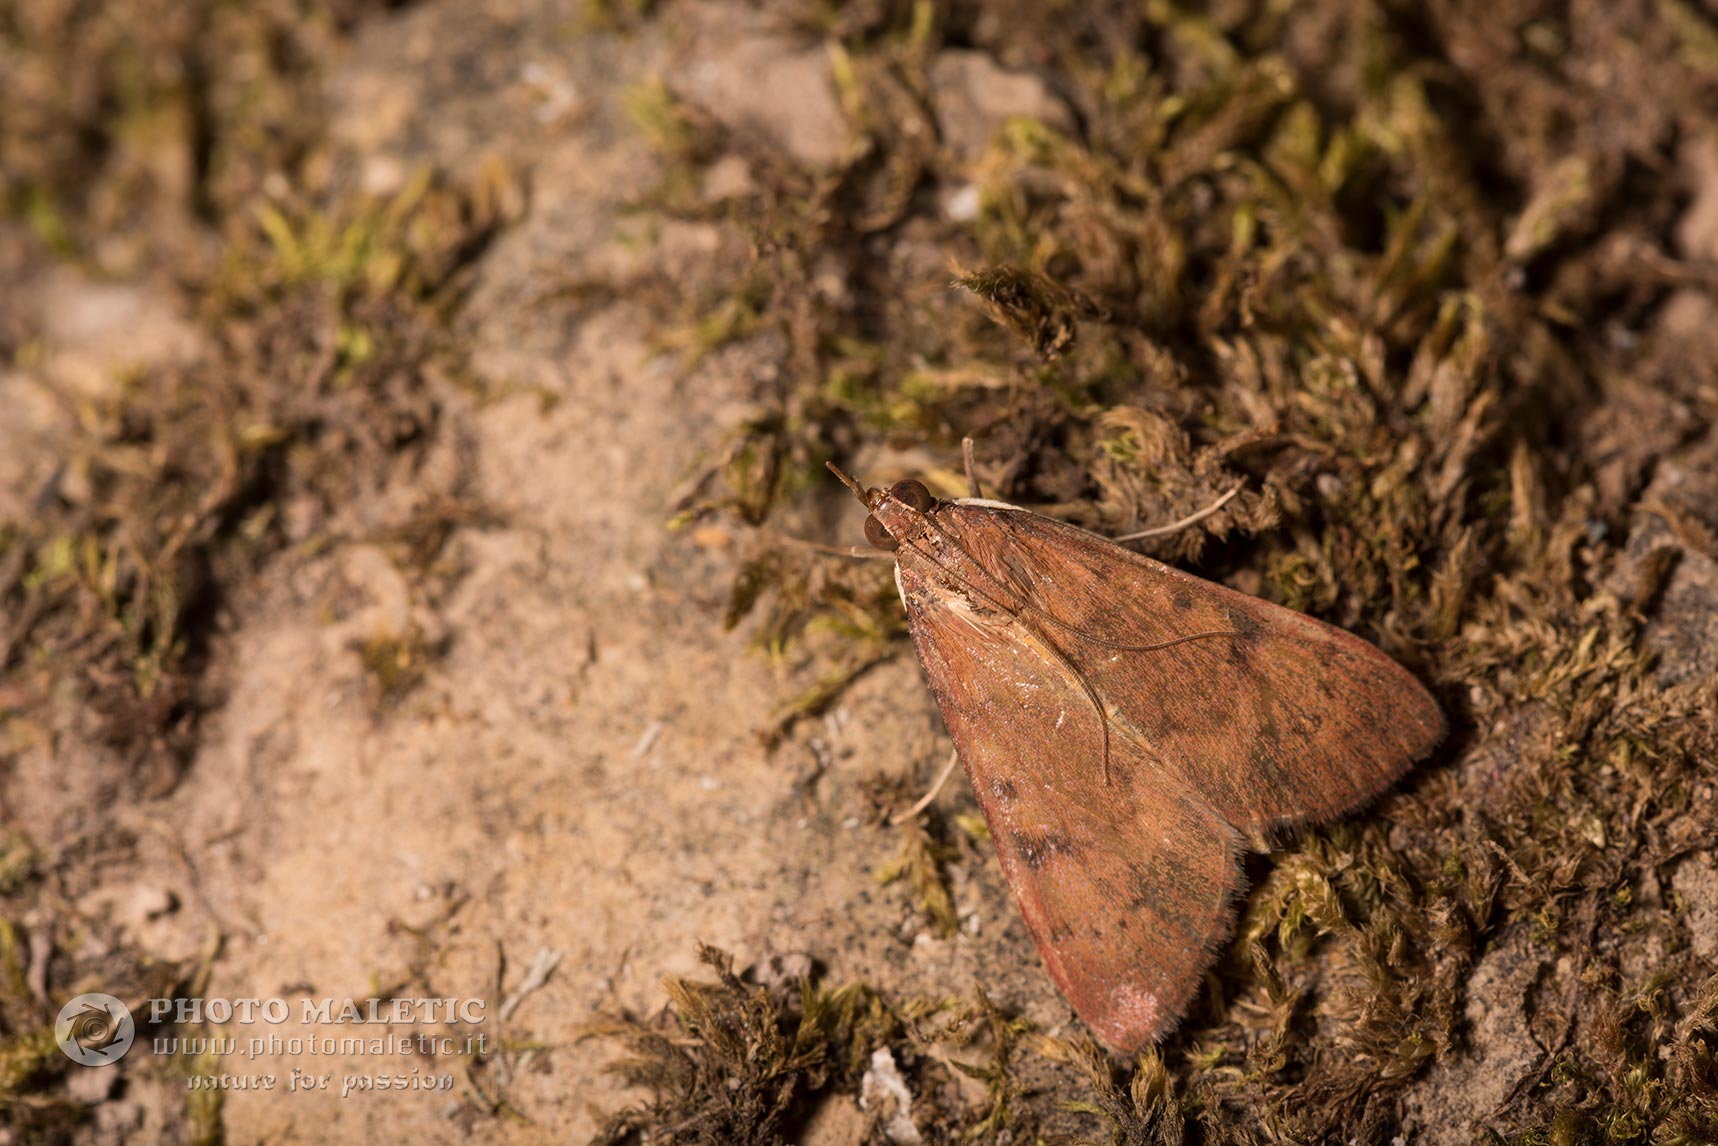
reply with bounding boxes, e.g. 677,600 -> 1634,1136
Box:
500,948 -> 565,1024
630,721 -> 667,761
962,437 -> 982,498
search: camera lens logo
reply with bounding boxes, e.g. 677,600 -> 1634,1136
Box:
54,994 -> 135,1067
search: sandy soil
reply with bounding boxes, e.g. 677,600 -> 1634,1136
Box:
5,4 -> 1065,1140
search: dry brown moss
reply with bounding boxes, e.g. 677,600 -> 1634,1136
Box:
628,0 -> 1718,1139
584,944 -> 910,1145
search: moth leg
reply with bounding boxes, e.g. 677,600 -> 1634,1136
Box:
776,535 -> 896,561
889,746 -> 962,825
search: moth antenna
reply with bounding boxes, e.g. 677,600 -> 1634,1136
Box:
961,437 -> 983,498
888,747 -> 962,825
772,535 -> 893,561
826,461 -> 868,500
1114,483 -> 1244,542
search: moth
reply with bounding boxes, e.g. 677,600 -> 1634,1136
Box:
828,457 -> 1445,1051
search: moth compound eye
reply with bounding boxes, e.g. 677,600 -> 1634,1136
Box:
864,515 -> 900,551
890,480 -> 935,512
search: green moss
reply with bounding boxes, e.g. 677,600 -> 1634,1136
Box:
0,170 -> 506,785
939,989 -> 1034,1141
1040,1037 -> 1187,1146
876,818 -> 960,938
357,625 -> 438,707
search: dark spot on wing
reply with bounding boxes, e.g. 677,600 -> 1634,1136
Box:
1172,590 -> 1194,611
1014,831 -> 1076,870
1126,869 -> 1203,946
1248,742 -> 1279,775
1107,757 -> 1141,792
990,778 -> 1018,805
1246,740 -> 1304,807
1291,706 -> 1324,737
1230,611 -> 1262,636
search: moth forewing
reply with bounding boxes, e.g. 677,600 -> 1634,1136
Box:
894,553 -> 1245,1049
927,501 -> 1445,834
832,463 -> 1445,1050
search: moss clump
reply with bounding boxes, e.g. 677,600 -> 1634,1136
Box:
584,945 -> 1080,1143
585,944 -> 909,1145
876,816 -> 961,938
1040,1037 -> 1188,1146
0,172 -> 510,790
955,264 -> 1107,361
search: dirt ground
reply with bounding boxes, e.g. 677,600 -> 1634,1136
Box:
4,1 -> 1718,1143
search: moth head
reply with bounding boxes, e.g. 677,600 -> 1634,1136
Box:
826,463 -> 938,552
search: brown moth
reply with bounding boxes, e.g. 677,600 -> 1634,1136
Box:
828,461 -> 1445,1051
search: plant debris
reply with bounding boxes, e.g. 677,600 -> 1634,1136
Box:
584,944 -> 908,1145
